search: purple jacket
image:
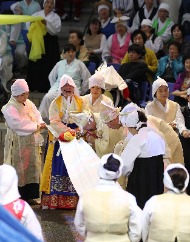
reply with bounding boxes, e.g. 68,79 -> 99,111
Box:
173,72 -> 187,91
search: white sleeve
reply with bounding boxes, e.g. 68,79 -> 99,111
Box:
10,24 -> 22,42
142,196 -> 157,242
152,36 -> 163,53
128,193 -> 142,242
0,32 -> 8,57
45,14 -> 61,35
22,202 -> 44,241
121,136 -> 142,175
130,13 -> 140,33
93,34 -> 107,54
79,61 -> 91,95
160,22 -> 174,43
74,197 -> 86,237
102,35 -> 112,61
176,104 -> 187,134
48,62 -> 59,87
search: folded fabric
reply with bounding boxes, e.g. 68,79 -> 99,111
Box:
0,15 -> 43,24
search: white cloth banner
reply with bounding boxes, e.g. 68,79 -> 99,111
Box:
59,138 -> 100,196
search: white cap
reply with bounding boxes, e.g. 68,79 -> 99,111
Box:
89,73 -> 105,89
119,103 -> 142,126
99,153 -> 123,180
11,79 -> 29,96
58,74 -> 79,97
141,19 -> 153,27
158,3 -> 170,12
43,0 -> 55,7
98,4 -> 109,13
152,76 -> 168,98
124,109 -> 147,130
164,163 -> 189,194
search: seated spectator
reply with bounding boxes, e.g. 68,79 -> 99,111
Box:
95,0 -> 115,39
152,3 -> 174,44
39,43 -> 91,120
84,18 -> 106,68
145,77 -> 186,132
61,29 -> 89,66
0,164 -> 43,241
74,153 -> 142,242
156,41 -> 184,83
170,24 -> 190,56
142,163 -> 190,241
159,0 -> 181,24
55,0 -> 83,22
0,27 -> 13,92
27,0 -> 61,92
122,29 -> 158,83
102,14 -> 131,64
172,54 -> 190,107
141,18 -> 164,59
131,0 -> 158,32
112,0 -> 134,18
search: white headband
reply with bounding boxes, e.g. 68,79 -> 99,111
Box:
152,76 -> 168,98
158,3 -> 170,12
119,103 -> 141,126
43,0 -> 55,7
141,19 -> 153,27
98,4 -> 109,13
124,109 -> 139,128
11,79 -> 29,96
164,163 -> 189,194
99,153 -> 123,180
89,73 -> 105,90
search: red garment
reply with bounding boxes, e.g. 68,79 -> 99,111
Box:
123,87 -> 130,99
111,33 -> 131,62
4,199 -> 25,221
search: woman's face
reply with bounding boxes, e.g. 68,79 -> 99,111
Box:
115,24 -> 127,36
44,0 -> 54,14
128,51 -> 141,62
61,83 -> 74,98
133,34 -> 144,47
15,92 -> 29,104
98,8 -> 109,20
64,50 -> 76,63
172,26 -> 183,40
106,116 -> 120,129
141,25 -> 151,34
185,58 -> 190,73
169,44 -> 179,60
90,86 -> 102,100
158,8 -> 168,22
69,33 -> 81,47
90,22 -> 100,34
155,85 -> 169,102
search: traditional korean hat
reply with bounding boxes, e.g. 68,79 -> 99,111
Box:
141,19 -> 153,27
164,163 -> 189,194
89,72 -> 105,90
100,101 -> 121,123
152,76 -> 168,98
99,153 -> 123,180
124,109 -> 147,130
95,0 -> 112,13
110,14 -> 130,28
11,79 -> 29,96
158,3 -> 170,13
119,103 -> 142,126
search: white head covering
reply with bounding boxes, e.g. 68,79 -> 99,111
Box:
164,163 -> 189,194
58,74 -> 79,97
89,73 -> 105,90
0,164 -> 20,205
124,109 -> 147,130
69,111 -> 93,133
111,15 -> 130,29
100,101 -> 121,123
99,153 -> 123,180
98,4 -> 109,13
141,19 -> 153,27
43,0 -> 55,7
119,103 -> 141,126
158,3 -> 170,12
11,79 -> 29,96
152,76 -> 168,99
187,88 -> 190,96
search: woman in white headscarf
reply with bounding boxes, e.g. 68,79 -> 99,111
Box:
1,79 -> 45,204
145,77 -> 186,132
40,74 -> 83,209
74,153 -> 142,242
121,109 -> 165,209
0,164 -> 44,241
27,0 -> 61,92
142,163 -> 190,242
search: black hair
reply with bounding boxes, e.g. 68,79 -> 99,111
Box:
87,18 -> 101,35
168,168 -> 187,191
168,40 -> 181,53
171,24 -> 184,38
182,54 -> 190,65
69,29 -> 84,45
137,110 -> 147,130
131,29 -> 147,44
63,43 -> 76,53
103,154 -> 120,172
128,44 -> 145,57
